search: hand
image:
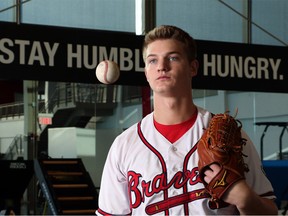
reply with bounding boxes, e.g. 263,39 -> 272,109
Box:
203,163 -> 248,205
202,163 -> 277,215
203,163 -> 221,184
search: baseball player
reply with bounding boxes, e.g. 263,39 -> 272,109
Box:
96,25 -> 277,215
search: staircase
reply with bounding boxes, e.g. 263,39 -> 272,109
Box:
38,83 -> 117,156
34,158 -> 98,215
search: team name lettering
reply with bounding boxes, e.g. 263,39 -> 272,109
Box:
203,54 -> 283,80
128,167 -> 201,208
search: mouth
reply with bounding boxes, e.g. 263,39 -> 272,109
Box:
157,75 -> 170,80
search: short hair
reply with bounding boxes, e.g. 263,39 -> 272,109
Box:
142,25 -> 197,62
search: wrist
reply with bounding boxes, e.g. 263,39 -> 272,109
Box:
222,180 -> 251,209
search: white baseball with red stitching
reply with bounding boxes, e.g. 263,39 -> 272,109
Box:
95,60 -> 120,84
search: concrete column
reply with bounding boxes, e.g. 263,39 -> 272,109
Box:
23,80 -> 38,215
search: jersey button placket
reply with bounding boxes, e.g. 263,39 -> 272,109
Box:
167,145 -> 182,197
172,146 -> 177,152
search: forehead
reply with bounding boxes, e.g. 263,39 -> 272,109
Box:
145,39 -> 185,57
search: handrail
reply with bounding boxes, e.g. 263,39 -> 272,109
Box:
38,83 -> 117,114
0,102 -> 24,119
2,134 -> 26,160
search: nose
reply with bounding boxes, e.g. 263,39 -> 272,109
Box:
157,58 -> 168,72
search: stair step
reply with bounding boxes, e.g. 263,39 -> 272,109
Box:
42,160 -> 79,165
47,171 -> 83,176
34,159 -> 98,214
58,196 -> 94,201
62,209 -> 96,214
53,184 -> 88,188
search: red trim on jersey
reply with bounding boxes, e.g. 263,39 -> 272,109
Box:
182,143 -> 199,214
97,208 -> 112,215
154,110 -> 198,143
97,208 -> 131,216
137,121 -> 169,215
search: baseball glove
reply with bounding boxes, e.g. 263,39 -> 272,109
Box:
197,112 -> 249,209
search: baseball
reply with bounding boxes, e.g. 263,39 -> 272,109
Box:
95,60 -> 120,84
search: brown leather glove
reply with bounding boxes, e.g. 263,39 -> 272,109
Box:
197,112 -> 249,208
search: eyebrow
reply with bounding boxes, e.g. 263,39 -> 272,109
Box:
146,51 -> 181,59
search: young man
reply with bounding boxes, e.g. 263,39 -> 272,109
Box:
96,25 -> 278,215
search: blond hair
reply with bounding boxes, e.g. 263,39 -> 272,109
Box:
142,25 -> 197,62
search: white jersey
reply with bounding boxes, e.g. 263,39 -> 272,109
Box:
96,107 -> 275,215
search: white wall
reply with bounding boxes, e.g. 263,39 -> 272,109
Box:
48,127 -> 121,188
0,117 -> 25,153
48,127 -> 95,158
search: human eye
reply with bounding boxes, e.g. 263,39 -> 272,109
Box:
146,57 -> 157,65
168,55 -> 179,61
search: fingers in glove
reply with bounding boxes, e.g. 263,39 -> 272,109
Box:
204,163 -> 221,184
209,163 -> 221,173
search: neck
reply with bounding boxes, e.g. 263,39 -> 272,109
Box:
153,94 -> 197,125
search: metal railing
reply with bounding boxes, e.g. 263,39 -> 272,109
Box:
0,83 -> 118,119
0,102 -> 24,119
38,83 -> 117,114
1,134 -> 25,160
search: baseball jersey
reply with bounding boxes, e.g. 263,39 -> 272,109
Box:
96,107 -> 275,215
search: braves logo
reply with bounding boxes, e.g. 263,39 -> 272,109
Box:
145,189 -> 208,214
133,121 -> 208,214
128,167 -> 203,211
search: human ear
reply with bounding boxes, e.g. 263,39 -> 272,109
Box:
190,59 -> 199,77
